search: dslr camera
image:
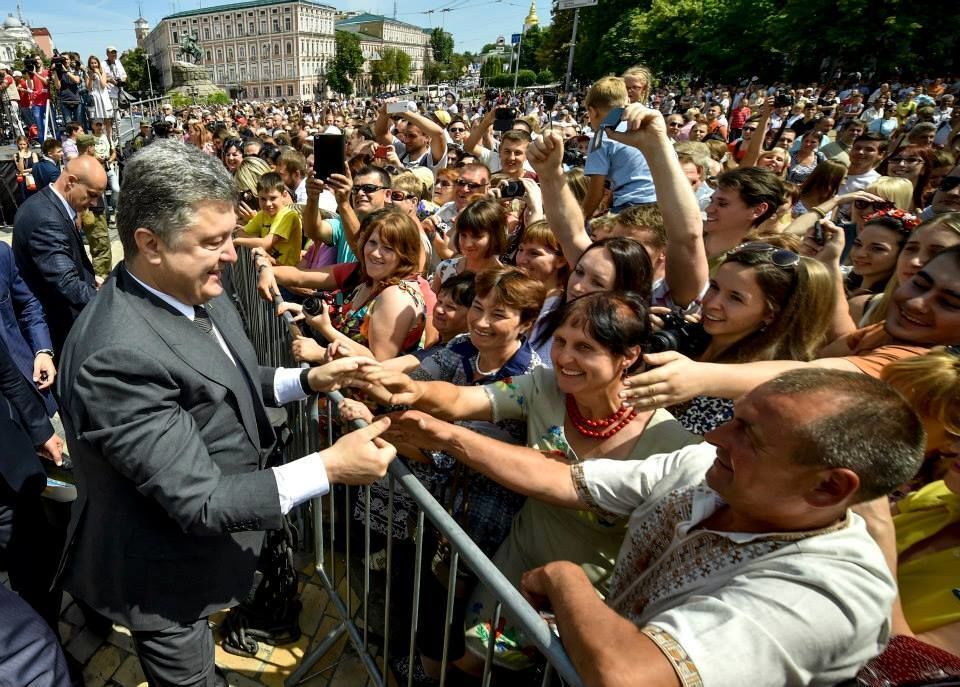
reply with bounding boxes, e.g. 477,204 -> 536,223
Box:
647,310 -> 710,358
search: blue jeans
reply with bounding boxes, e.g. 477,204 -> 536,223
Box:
30,104 -> 45,141
60,102 -> 83,131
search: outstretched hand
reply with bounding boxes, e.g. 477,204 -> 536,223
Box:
323,416 -> 397,485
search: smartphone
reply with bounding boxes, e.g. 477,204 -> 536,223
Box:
542,91 -> 558,110
239,190 -> 260,211
374,144 -> 391,160
500,179 -> 525,199
386,101 -> 416,115
813,220 -> 825,246
601,107 -> 625,130
493,107 -> 517,133
313,133 -> 346,180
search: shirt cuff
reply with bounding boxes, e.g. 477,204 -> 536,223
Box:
274,367 -> 309,405
272,451 -> 330,514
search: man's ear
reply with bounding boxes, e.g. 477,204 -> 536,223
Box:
806,468 -> 860,509
134,227 -> 163,264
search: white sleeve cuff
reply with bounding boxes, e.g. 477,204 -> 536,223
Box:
273,451 -> 330,514
274,367 -> 309,405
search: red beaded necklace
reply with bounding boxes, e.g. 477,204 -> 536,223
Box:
565,394 -> 638,439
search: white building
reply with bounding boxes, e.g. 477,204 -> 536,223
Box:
143,0 -> 337,101
0,14 -> 37,65
334,13 -> 432,93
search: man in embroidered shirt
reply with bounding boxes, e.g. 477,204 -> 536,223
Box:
385,368 -> 924,686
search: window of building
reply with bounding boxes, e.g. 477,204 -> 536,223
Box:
204,28 -> 211,40
263,85 -> 270,97
214,27 -> 221,39
263,63 -> 270,78
250,44 -> 257,57
226,24 -> 232,38
249,21 -> 255,34
260,20 -> 267,34
287,85 -> 294,97
216,66 -> 225,81
172,30 -> 178,44
238,46 -> 245,58
227,48 -> 234,60
228,65 -> 236,79
285,41 -> 293,56
287,63 -> 295,78
272,19 -> 279,32
284,17 -> 291,31
252,86 -> 259,97
240,64 -> 247,79
216,49 -> 223,61
273,43 -> 280,56
237,23 -> 243,36
205,50 -> 212,62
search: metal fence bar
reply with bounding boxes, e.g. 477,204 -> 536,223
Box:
228,247 -> 583,687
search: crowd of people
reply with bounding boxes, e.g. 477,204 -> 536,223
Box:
2,60 -> 960,687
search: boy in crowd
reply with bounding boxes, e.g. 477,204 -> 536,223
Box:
234,172 -> 303,267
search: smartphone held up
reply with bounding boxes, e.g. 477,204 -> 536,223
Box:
313,133 -> 346,180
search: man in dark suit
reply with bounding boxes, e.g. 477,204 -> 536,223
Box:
0,242 -> 56,415
12,155 -> 106,356
0,336 -> 63,629
56,140 -> 396,686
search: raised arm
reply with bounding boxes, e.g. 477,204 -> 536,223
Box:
607,105 -> 708,306
740,97 -> 774,169
463,109 -> 495,157
401,110 -> 448,164
373,105 -> 395,145
359,367 -> 493,421
526,131 -> 592,266
302,177 -> 334,245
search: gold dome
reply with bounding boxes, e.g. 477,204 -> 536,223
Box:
524,0 -> 539,28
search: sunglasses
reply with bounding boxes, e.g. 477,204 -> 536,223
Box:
352,183 -> 386,195
667,121 -> 683,128
743,126 -> 759,132
731,242 -> 801,269
448,127 -> 466,133
455,179 -> 488,191
854,199 -> 895,211
890,156 -> 924,166
389,191 -> 417,202
939,176 -> 960,193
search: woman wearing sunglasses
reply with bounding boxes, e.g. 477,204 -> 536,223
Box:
880,144 -> 933,210
665,242 -> 835,435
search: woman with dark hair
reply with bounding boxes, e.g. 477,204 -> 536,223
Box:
432,196 -> 507,291
846,209 -> 919,300
792,159 -> 846,218
359,291 -> 696,671
220,137 -> 244,175
880,144 -> 933,210
289,208 -> 428,360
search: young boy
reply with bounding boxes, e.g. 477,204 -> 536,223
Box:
582,76 -> 656,218
235,172 -> 303,267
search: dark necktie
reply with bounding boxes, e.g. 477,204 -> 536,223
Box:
193,305 -> 215,337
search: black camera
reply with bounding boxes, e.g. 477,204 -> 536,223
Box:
647,311 -> 711,358
24,58 -> 37,73
562,148 -> 585,167
774,91 -> 794,109
542,91 -> 558,110
239,190 -> 260,211
500,179 -> 525,199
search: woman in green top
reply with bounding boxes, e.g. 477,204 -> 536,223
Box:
360,292 -> 697,671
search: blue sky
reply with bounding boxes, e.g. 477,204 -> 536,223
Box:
15,0 -> 549,60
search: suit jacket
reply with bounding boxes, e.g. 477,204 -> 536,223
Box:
12,186 -> 96,356
56,266 -> 284,631
0,337 -> 50,496
0,242 -> 55,416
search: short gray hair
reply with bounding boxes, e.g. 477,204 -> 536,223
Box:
763,369 -> 925,502
118,139 -> 237,256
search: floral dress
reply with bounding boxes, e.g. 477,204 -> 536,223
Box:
332,278 -> 427,354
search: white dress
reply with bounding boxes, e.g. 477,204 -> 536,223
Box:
86,72 -> 113,122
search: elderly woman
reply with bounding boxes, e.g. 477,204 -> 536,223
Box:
360,291 -> 697,671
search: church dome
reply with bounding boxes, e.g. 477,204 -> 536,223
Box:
3,14 -> 22,29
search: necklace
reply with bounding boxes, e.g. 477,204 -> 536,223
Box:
473,352 -> 502,377
566,394 -> 638,439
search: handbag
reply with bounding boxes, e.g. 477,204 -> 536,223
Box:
23,171 -> 36,192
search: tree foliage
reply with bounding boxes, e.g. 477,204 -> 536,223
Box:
537,0 -> 959,83
371,47 -> 412,89
120,47 -> 163,97
328,31 -> 364,96
430,29 -> 454,64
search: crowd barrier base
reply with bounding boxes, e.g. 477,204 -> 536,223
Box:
227,248 -> 583,687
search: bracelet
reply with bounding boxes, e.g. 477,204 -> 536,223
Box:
35,349 -> 54,359
299,367 -> 313,395
811,207 -> 827,219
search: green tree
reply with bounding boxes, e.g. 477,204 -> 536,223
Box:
328,31 -> 365,96
423,60 -> 444,84
518,24 -> 544,72
516,69 -> 537,87
206,91 -> 231,105
536,69 -> 555,84
480,57 -> 506,81
120,47 -> 163,97
394,49 -> 412,85
430,28 -> 454,64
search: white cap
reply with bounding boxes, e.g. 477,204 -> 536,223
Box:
12,70 -> 21,77
106,46 -> 118,53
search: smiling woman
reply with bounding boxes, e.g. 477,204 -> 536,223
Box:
358,291 -> 697,669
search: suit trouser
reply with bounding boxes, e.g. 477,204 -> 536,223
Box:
81,209 -> 112,278
132,617 -> 217,687
0,585 -> 70,687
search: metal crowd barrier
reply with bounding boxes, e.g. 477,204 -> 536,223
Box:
227,248 -> 583,687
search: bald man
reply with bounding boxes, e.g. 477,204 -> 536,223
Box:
13,156 -> 107,355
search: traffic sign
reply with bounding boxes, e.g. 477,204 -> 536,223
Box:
558,0 -> 598,8
511,33 -> 522,45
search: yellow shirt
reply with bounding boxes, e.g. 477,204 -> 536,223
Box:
894,480 -> 960,633
243,205 -> 302,267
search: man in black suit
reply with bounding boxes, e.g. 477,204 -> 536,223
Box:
56,140 -> 396,687
12,155 -> 106,356
0,336 -> 63,629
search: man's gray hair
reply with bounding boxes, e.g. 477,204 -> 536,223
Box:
117,139 -> 237,256
763,369 -> 925,502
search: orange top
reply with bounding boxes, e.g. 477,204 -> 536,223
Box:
840,323 -> 930,377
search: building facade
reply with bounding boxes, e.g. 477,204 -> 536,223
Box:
143,0 -> 337,101
0,14 -> 39,65
335,13 -> 432,93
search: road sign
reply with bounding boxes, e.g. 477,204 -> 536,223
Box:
558,0 -> 598,8
511,33 -> 522,45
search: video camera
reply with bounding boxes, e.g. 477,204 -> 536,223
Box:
774,90 -> 794,109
